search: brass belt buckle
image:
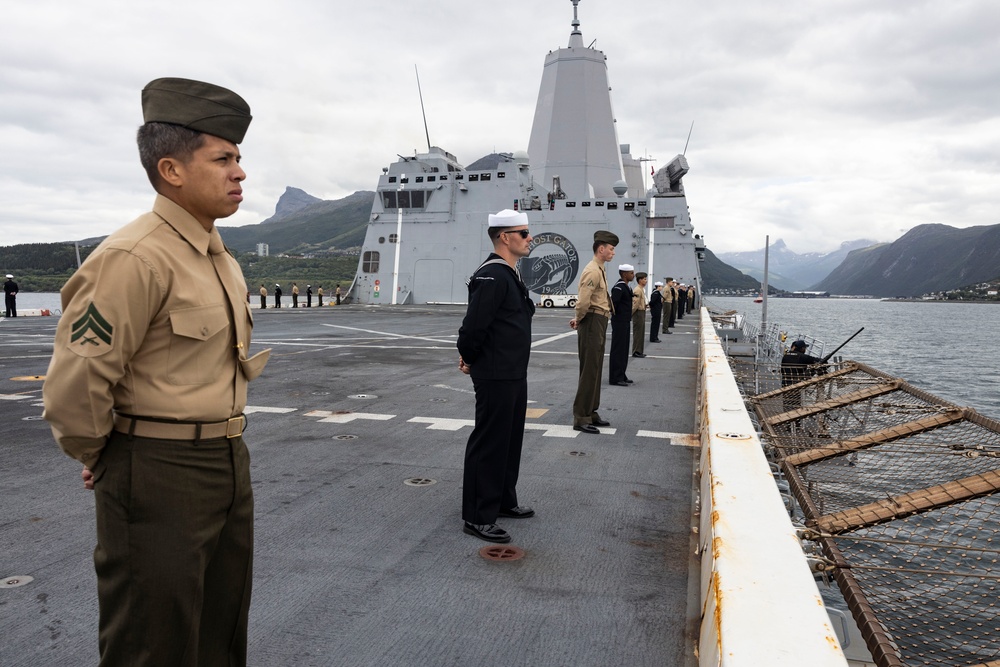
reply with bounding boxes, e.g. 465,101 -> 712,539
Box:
226,416 -> 244,438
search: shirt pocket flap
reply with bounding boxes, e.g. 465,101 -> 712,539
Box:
169,304 -> 229,341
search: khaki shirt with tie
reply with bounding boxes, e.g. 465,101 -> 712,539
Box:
43,195 -> 270,465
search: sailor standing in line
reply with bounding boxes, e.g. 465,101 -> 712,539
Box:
631,272 -> 648,358
457,209 -> 536,544
649,281 -> 663,343
291,282 -> 299,307
259,283 -> 267,309
42,77 -> 271,666
274,283 -> 282,308
3,274 -> 18,317
609,264 -> 634,386
317,285 -> 324,306
569,230 -> 618,433
306,284 -> 312,307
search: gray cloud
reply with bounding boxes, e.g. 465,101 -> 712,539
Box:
1,0 -> 997,254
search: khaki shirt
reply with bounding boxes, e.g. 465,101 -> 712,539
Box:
574,258 -> 611,321
260,286 -> 267,297
292,285 -> 299,296
632,284 -> 647,314
663,285 -> 675,303
43,195 -> 271,465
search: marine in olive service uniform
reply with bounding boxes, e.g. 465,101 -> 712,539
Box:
42,78 -> 270,667
631,272 -> 648,356
571,230 -> 618,431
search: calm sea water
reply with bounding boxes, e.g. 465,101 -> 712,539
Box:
708,296 -> 1000,418
12,292 -> 999,417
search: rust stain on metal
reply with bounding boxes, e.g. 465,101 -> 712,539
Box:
479,545 -> 525,562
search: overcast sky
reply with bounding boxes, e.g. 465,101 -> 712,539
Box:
3,0 -> 998,254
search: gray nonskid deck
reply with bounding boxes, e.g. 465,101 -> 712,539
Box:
0,306 -> 700,667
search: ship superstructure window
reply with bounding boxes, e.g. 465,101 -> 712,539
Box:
389,233 -> 399,243
415,176 -> 424,183
647,217 -> 676,229
428,176 -> 436,182
582,201 -> 592,207
624,202 -> 635,211
469,174 -> 479,182
595,201 -> 605,207
362,251 -> 380,272
565,201 -> 576,207
497,172 -> 505,178
382,191 -> 427,209
480,173 -> 491,181
388,176 -> 397,183
607,202 -> 618,210
440,175 -> 448,181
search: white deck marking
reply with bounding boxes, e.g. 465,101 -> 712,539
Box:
408,416 -> 473,431
305,410 -> 396,423
319,323 -> 455,345
531,330 -> 577,348
0,393 -> 33,401
637,430 -> 699,447
245,406 -> 298,415
525,423 -> 617,437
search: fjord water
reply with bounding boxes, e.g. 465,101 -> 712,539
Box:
707,296 -> 1000,418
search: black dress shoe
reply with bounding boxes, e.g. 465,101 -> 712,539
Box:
573,424 -> 600,434
650,339 -> 661,343
499,506 -> 535,519
624,379 -> 634,384
463,522 -> 511,543
592,418 -> 611,426
632,352 -> 647,358
611,380 -> 629,386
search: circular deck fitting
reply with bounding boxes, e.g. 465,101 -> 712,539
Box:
0,575 -> 34,589
22,416 -> 43,421
479,545 -> 525,562
349,394 -> 378,400
403,478 -> 437,487
11,375 -> 45,381
716,432 -> 751,440
333,434 -> 358,441
568,450 -> 588,457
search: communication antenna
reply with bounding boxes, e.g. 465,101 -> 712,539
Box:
683,121 -> 695,156
415,65 -> 431,151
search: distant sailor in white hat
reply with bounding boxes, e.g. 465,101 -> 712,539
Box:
608,263 -> 636,385
457,209 -> 536,544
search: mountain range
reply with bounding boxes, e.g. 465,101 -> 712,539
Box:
716,238 -> 878,291
217,189 -> 1000,297
814,223 -> 1000,297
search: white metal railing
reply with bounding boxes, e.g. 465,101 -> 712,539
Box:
697,309 -> 848,666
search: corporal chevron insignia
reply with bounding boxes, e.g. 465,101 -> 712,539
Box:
69,303 -> 114,357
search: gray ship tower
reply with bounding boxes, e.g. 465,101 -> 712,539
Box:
351,0 -> 704,305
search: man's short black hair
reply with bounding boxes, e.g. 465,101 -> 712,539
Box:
137,122 -> 205,189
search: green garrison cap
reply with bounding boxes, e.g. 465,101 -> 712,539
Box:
141,78 -> 252,144
594,230 -> 619,246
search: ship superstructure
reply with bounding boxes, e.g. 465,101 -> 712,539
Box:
350,0 -> 704,305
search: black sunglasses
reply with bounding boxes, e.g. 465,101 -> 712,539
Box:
503,229 -> 530,239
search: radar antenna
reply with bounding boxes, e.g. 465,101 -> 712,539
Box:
571,0 -> 581,36
415,64 -> 431,151
683,121 -> 695,156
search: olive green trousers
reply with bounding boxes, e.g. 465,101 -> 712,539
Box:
91,431 -> 254,666
573,313 -> 608,426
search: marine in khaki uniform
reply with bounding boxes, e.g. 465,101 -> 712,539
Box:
317,285 -> 324,306
292,282 -> 299,307
569,230 -> 618,433
42,77 -> 270,667
631,272 -> 648,357
662,277 -> 676,334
